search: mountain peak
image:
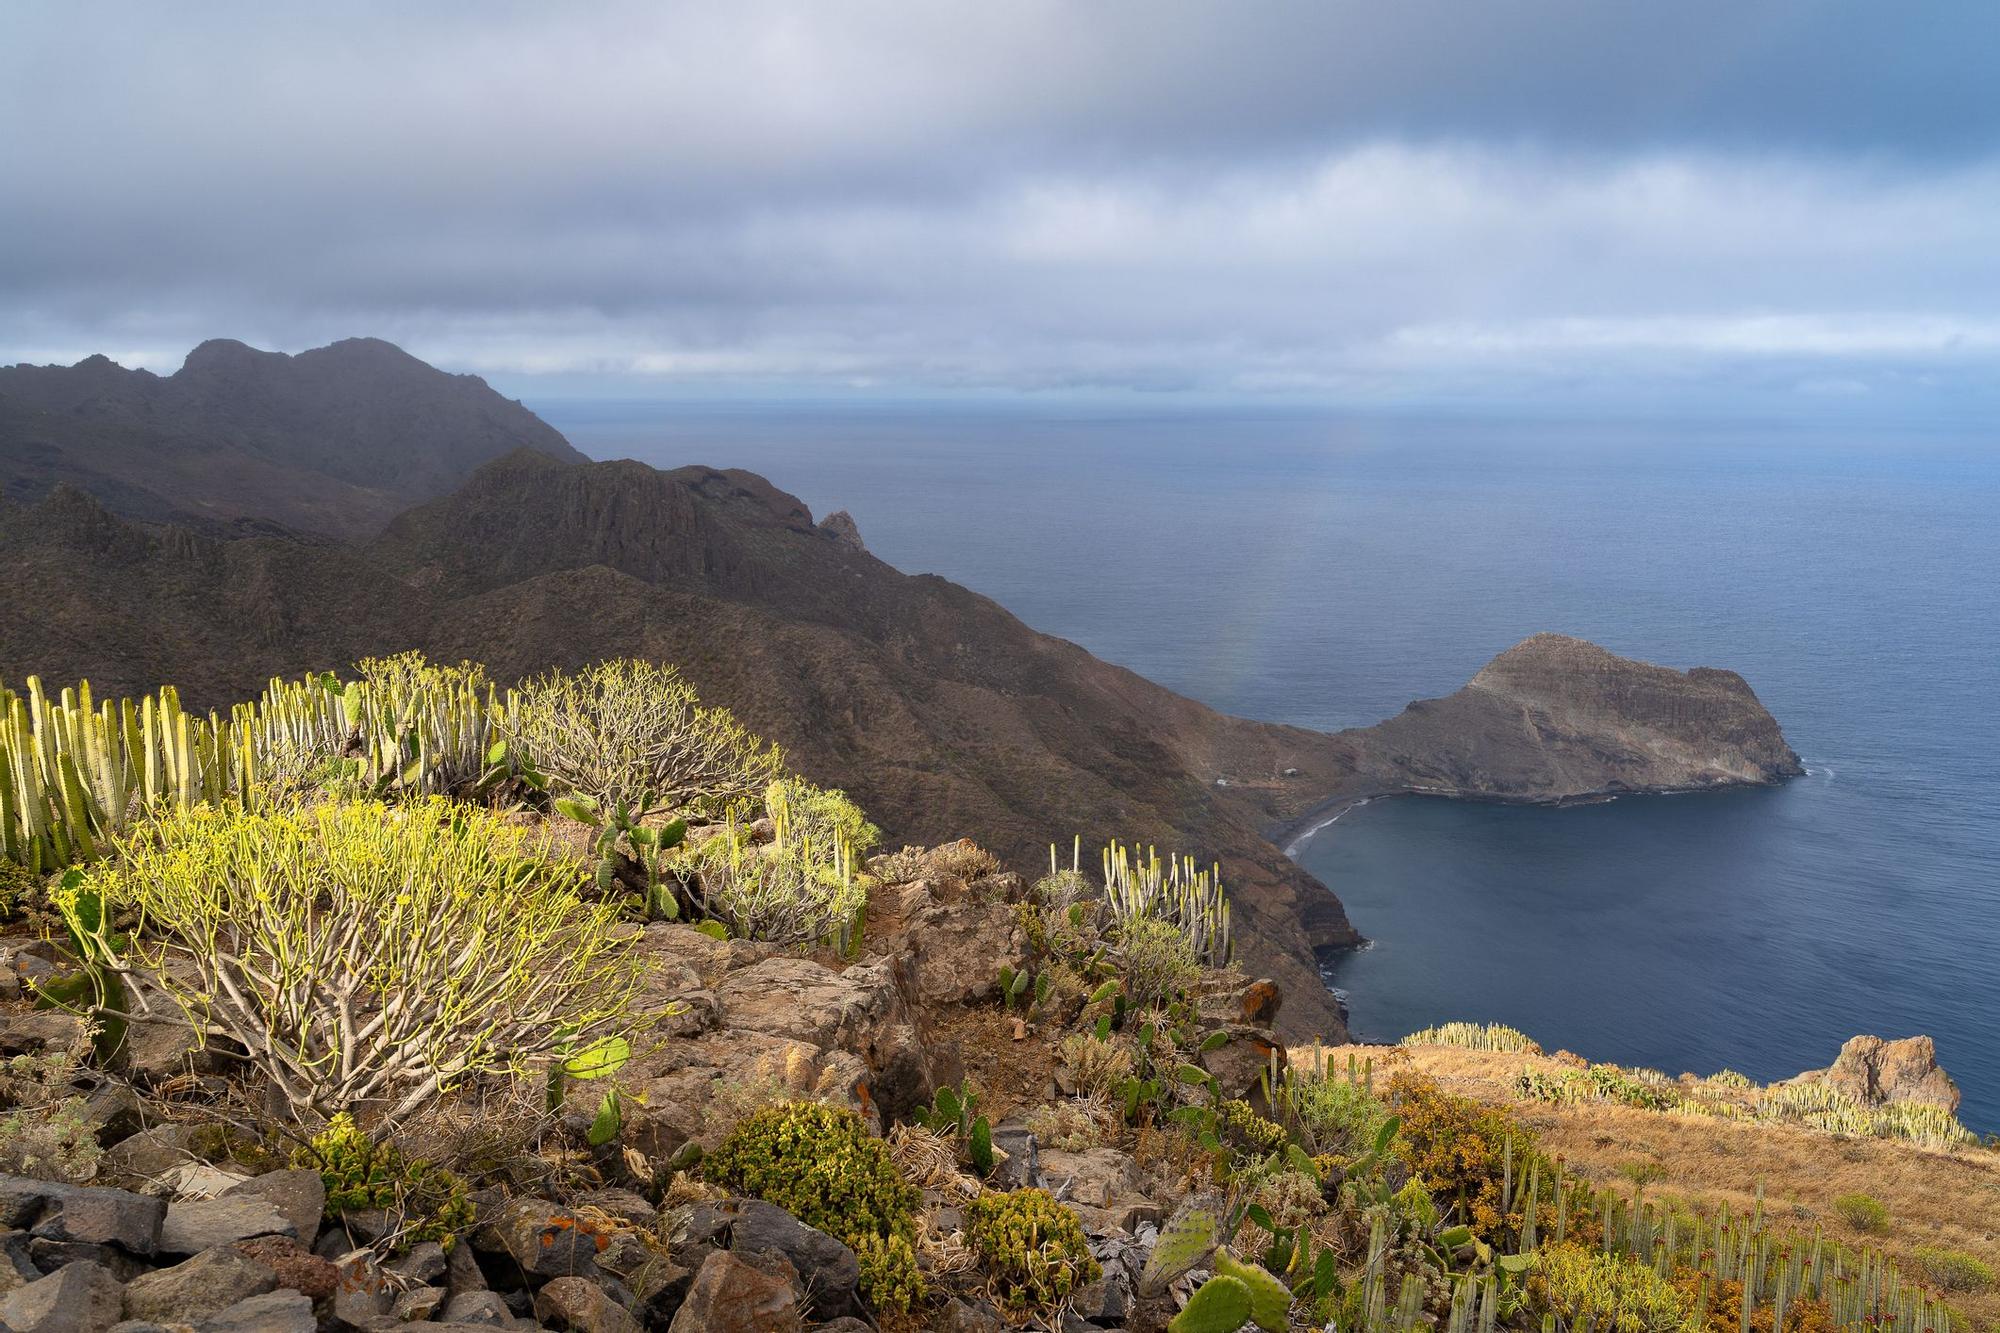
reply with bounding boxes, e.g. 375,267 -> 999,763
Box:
3,336 -> 586,539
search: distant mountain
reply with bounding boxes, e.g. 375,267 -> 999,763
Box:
0,338 -> 585,537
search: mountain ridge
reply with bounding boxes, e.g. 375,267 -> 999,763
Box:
0,338 -> 585,537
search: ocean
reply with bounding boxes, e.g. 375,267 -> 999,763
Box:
535,401 -> 2000,1134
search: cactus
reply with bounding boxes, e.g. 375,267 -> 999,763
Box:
1100,840 -> 1232,967
1213,1250 -> 1293,1331
1169,1274 -> 1253,1333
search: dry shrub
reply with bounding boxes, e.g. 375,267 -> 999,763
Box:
505,658 -> 783,820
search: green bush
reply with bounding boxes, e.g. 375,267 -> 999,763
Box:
1529,1242 -> 1698,1333
705,1102 -> 924,1312
293,1112 -> 474,1251
765,777 -> 880,856
1117,916 -> 1202,1007
1913,1247 -> 1994,1293
1274,1049 -> 1389,1158
0,1045 -> 102,1183
964,1187 -> 1101,1319
1216,1099 -> 1288,1159
505,658 -> 783,821
0,861 -> 40,921
681,802 -> 868,950
1832,1192 -> 1889,1234
62,800 -> 648,1133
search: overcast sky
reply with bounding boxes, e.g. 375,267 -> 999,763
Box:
5,2 -> 1998,414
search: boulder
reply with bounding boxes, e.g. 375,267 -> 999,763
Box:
219,1169 -> 323,1249
96,1126 -> 198,1195
714,958 -> 933,1114
1036,1148 -> 1139,1209
195,1289 -> 314,1332
0,1012 -> 87,1056
1813,1035 -> 1962,1112
388,1238 -> 449,1285
668,1249 -> 800,1332
122,1247 -> 278,1323
26,1238 -> 148,1282
5,1178 -> 166,1256
158,1195 -> 296,1254
472,1197 -> 607,1282
937,1297 -> 1009,1332
393,1285 -> 449,1321
535,1276 -> 643,1333
728,1200 -> 859,1319
1197,1024 -> 1285,1103
898,901 -> 1031,1006
0,1259 -> 125,1332
329,1253 -> 392,1326
231,1236 -> 336,1302
1197,977 -> 1283,1028
987,1121 -> 1039,1192
442,1288 -> 520,1325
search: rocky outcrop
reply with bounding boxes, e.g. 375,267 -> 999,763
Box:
1792,1035 -> 1962,1113
1337,633 -> 1801,802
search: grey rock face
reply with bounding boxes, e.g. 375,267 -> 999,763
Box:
158,1196 -> 296,1255
219,1170 -> 324,1249
728,1200 -> 859,1320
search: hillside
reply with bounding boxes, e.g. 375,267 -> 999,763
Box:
0,338 -> 584,537
0,458 -> 1803,1044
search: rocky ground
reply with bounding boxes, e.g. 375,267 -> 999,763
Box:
0,839 -> 1287,1331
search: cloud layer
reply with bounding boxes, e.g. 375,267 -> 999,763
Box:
5,2 -> 1998,409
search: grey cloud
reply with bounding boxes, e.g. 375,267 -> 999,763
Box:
3,2 -> 1997,408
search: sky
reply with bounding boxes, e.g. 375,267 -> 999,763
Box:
4,1 -> 1999,416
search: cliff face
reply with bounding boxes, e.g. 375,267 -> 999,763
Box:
0,339 -> 584,538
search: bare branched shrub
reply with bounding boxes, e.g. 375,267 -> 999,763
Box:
61,800 -> 651,1136
504,659 -> 783,820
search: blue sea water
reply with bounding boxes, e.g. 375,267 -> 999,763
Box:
535,402 -> 2000,1134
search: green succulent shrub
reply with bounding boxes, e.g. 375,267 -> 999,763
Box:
1216,1098 -> 1288,1158
59,799 -> 649,1133
680,795 -> 868,950
1832,1192 -> 1889,1234
765,777 -> 880,856
294,1112 -> 474,1251
1399,1021 -> 1543,1055
964,1187 -> 1101,1320
1912,1246 -> 1994,1292
1100,841 -> 1231,967
1116,916 -> 1202,1008
1389,1072 -> 1562,1246
704,1102 -> 925,1312
1529,1243 -> 1697,1333
1271,1048 -> 1389,1158
504,658 -> 783,821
